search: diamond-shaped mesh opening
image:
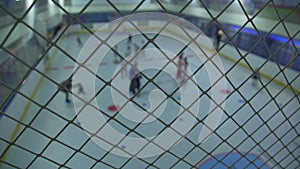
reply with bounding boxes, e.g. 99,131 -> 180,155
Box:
0,1 -> 299,168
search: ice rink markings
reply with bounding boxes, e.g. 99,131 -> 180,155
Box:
46,54 -> 196,72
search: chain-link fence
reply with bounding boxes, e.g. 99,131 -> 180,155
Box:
0,0 -> 299,168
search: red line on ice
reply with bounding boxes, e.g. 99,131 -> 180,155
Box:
220,89 -> 231,94
64,65 -> 74,69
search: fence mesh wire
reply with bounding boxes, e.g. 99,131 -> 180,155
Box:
0,0 -> 299,169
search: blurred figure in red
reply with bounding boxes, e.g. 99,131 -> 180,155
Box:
76,36 -> 82,46
176,52 -> 184,79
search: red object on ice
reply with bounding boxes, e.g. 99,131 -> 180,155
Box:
99,62 -> 108,66
108,105 -> 120,112
220,89 -> 231,94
